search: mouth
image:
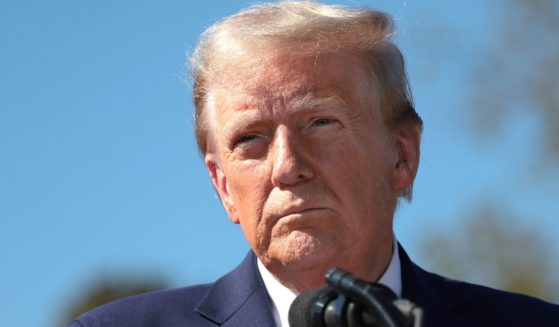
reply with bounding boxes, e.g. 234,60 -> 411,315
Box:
278,207 -> 327,220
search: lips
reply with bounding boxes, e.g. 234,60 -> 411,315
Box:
277,206 -> 325,220
283,207 -> 314,216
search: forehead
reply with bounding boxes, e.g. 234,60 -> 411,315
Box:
211,51 -> 374,110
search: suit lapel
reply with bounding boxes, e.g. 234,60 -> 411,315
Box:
195,252 -> 276,326
399,244 -> 440,305
399,244 -> 470,326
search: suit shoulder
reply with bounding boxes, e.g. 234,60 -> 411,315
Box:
439,273 -> 557,307
425,269 -> 559,322
69,284 -> 213,327
400,246 -> 559,325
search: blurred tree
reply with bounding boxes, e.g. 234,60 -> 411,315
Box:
58,277 -> 168,327
414,0 -> 559,305
420,205 -> 559,302
469,0 -> 559,164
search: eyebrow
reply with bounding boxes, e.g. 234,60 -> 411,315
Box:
219,93 -> 348,139
287,93 -> 347,113
220,110 -> 266,139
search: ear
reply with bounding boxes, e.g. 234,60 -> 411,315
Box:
205,154 -> 240,224
391,125 -> 421,193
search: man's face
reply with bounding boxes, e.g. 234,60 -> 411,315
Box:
206,51 -> 418,278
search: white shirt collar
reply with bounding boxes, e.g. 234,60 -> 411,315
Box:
378,237 -> 402,298
257,259 -> 297,327
257,238 -> 402,327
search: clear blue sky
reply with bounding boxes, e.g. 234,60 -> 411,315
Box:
1,1 -> 557,326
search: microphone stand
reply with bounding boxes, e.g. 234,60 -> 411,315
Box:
325,268 -> 423,327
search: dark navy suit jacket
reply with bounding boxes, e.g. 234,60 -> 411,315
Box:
68,246 -> 559,326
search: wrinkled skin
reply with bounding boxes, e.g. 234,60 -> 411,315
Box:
205,51 -> 420,291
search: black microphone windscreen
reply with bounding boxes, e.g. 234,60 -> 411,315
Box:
288,287 -> 332,327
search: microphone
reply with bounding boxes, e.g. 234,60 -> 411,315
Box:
288,268 -> 423,327
288,287 -> 338,327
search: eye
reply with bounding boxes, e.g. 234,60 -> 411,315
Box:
304,117 -> 342,136
234,134 -> 257,146
311,118 -> 335,127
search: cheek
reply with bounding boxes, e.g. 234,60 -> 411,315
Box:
318,136 -> 372,184
227,162 -> 277,256
226,161 -> 271,227
321,135 -> 396,212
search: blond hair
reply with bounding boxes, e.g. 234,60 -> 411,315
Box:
189,0 -> 422,200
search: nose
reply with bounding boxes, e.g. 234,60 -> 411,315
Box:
270,126 -> 314,187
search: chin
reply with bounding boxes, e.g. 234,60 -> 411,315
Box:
268,230 -> 338,270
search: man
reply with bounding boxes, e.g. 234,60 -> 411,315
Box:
69,1 -> 559,326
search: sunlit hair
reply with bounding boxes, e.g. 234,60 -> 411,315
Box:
189,0 -> 422,200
